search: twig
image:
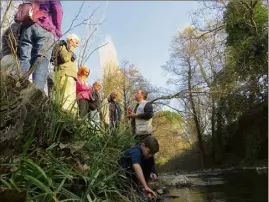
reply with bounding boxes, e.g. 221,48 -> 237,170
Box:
83,42 -> 109,65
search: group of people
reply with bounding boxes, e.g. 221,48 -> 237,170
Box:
0,0 -> 160,200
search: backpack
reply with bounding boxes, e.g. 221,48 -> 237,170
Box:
14,2 -> 45,27
50,40 -> 67,67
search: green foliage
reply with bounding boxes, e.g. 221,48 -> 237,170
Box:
155,110 -> 183,123
224,0 -> 268,79
0,94 -> 139,201
161,0 -> 268,170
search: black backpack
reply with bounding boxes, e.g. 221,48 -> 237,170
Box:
50,40 -> 67,66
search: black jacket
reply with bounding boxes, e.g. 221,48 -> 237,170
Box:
88,88 -> 101,111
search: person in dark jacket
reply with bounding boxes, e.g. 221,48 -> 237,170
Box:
89,81 -> 102,123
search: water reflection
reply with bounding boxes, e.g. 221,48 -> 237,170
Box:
163,169 -> 268,202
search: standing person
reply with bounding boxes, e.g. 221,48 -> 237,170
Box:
16,0 -> 63,91
100,89 -> 120,130
127,89 -> 154,143
0,23 -> 21,75
76,66 -> 91,118
88,81 -> 102,123
53,33 -> 80,113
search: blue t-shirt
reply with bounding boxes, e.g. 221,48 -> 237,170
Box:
120,145 -> 156,173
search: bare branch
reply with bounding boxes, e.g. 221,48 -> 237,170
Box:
83,42 -> 109,65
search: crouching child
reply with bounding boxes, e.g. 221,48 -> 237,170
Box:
119,136 -> 159,200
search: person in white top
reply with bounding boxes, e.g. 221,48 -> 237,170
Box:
127,89 -> 154,143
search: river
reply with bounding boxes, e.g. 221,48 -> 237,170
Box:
160,167 -> 268,202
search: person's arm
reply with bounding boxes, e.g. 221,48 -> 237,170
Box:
133,164 -> 157,199
133,163 -> 148,188
136,102 -> 154,120
133,164 -> 156,198
50,0 -> 63,38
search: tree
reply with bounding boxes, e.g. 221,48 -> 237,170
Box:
77,6 -> 108,68
101,61 -> 123,99
152,111 -> 193,165
163,26 -> 209,163
223,0 -> 268,102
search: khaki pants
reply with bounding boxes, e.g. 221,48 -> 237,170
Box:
134,134 -> 151,144
59,75 -> 78,114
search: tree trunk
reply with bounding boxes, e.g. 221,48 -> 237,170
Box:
187,61 -> 206,166
211,99 -> 216,158
215,99 -> 224,163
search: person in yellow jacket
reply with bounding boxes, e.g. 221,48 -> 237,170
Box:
53,33 -> 80,114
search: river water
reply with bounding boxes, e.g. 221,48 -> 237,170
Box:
162,168 -> 268,202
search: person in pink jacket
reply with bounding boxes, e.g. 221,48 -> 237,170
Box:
76,66 -> 92,118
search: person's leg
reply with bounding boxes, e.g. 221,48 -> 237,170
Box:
60,76 -> 78,114
140,134 -> 151,143
32,58 -> 49,90
78,99 -> 89,118
19,26 -> 33,76
134,134 -> 151,144
47,74 -> 54,98
31,24 -> 55,91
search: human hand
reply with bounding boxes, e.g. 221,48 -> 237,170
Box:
150,172 -> 158,181
127,112 -> 136,119
128,107 -> 132,115
144,186 -> 157,201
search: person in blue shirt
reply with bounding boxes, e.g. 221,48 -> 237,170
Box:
120,135 -> 159,200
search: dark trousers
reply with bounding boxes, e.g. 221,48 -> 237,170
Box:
134,134 -> 151,144
78,99 -> 89,118
47,75 -> 54,98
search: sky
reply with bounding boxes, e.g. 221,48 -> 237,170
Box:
61,1 -> 201,89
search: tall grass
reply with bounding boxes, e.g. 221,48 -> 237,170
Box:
0,79 -> 141,202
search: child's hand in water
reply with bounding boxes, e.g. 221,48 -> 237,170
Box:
144,186 -> 157,201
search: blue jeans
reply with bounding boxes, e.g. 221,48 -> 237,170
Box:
19,23 -> 55,91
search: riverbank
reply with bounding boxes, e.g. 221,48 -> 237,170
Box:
0,75 -> 141,202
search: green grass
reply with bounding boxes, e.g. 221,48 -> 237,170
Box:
0,83 -> 141,202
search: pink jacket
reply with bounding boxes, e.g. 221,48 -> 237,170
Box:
76,79 -> 92,100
